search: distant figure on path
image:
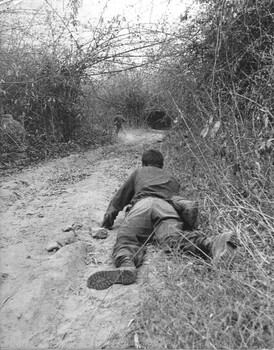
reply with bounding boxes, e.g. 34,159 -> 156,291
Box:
114,113 -> 126,135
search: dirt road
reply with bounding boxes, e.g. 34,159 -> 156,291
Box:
0,129 -> 166,349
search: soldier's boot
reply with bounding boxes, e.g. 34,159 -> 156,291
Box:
209,231 -> 239,269
87,258 -> 137,290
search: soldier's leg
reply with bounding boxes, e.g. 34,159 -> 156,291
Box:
112,197 -> 156,267
150,198 -> 209,257
155,220 -> 211,258
121,125 -> 126,134
116,125 -> 121,134
152,198 -> 238,263
87,198 -> 154,290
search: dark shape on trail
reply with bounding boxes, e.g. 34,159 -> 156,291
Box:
146,110 -> 172,130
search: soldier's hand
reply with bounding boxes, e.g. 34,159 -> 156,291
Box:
91,228 -> 109,239
102,212 -> 115,229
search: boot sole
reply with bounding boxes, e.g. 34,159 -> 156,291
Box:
227,234 -> 240,248
215,248 -> 236,269
213,233 -> 239,269
87,269 -> 136,290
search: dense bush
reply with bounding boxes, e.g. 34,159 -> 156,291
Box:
132,1 -> 274,348
1,53 -> 84,140
84,71 -> 150,127
0,2 -> 167,167
153,0 -> 274,202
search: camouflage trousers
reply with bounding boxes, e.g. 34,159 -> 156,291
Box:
112,197 -> 210,268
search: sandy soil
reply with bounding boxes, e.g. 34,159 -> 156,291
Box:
0,129 -> 166,349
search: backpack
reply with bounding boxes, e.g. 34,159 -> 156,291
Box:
170,196 -> 199,229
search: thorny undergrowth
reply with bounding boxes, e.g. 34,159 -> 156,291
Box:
133,122 -> 274,349
136,246 -> 273,349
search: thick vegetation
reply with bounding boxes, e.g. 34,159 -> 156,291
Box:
133,2 -> 274,348
0,0 -> 273,348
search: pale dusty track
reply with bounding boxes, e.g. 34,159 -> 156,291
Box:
0,129 -> 166,349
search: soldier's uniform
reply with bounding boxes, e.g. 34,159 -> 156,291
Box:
114,114 -> 126,134
87,152 -> 239,290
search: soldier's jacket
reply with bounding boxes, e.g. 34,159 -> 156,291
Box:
102,166 -> 181,228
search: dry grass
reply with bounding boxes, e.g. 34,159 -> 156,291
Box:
135,204 -> 274,349
134,115 -> 274,349
136,246 -> 274,349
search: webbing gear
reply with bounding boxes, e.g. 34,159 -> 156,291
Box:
170,196 -> 198,229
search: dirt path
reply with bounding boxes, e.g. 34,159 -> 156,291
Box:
0,129 -> 166,349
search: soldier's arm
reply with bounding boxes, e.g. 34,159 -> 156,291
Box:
101,172 -> 135,228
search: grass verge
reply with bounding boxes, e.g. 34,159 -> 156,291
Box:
134,128 -> 274,349
136,234 -> 274,349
